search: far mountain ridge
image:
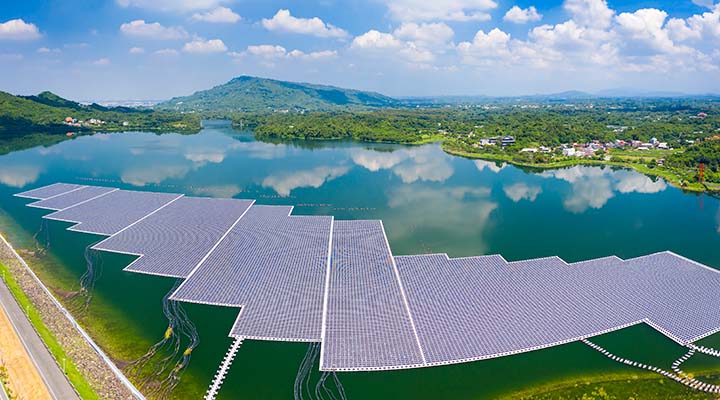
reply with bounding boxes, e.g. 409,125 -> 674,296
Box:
156,75 -> 399,112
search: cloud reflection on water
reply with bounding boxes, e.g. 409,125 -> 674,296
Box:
503,183 -> 542,202
385,185 -> 497,255
540,166 -> 668,213
474,160 -> 507,173
0,164 -> 41,188
262,165 -> 350,197
350,146 -> 453,183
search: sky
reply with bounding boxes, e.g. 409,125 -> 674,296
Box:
0,0 -> 719,100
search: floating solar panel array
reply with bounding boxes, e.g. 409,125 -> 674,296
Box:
15,183 -> 720,372
171,206 -> 332,341
44,190 -> 183,236
95,197 -> 254,278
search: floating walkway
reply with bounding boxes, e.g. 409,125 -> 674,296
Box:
205,337 -> 243,400
582,339 -> 720,393
15,183 -> 720,376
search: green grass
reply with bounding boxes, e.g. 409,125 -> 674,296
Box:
501,370 -> 720,399
0,260 -> 98,399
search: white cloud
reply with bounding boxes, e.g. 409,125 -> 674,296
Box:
615,9 -> 687,55
120,20 -> 188,40
242,44 -> 336,60
288,49 -> 337,60
457,28 -> 517,64
692,0 -> 716,9
453,0 -> 720,74
352,28 -> 442,63
0,19 -> 41,40
116,0 -> 227,12
93,57 -> 110,66
504,6 -> 542,24
381,0 -> 498,22
154,48 -> 179,56
351,30 -> 403,49
182,38 -> 227,53
191,7 -> 241,23
37,47 -> 60,54
262,9 -> 348,38
129,47 -> 144,54
393,22 -> 455,48
564,0 -> 615,29
503,183 -> 542,202
246,44 -> 288,58
262,165 -> 350,196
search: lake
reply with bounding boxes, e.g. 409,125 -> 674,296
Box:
1,120 -> 719,399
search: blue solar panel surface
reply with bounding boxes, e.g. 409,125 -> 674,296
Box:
28,186 -> 117,210
171,206 -> 332,342
15,183 -> 85,200
322,220 -> 424,371
16,183 -> 720,372
94,197 -> 253,278
44,190 -> 182,235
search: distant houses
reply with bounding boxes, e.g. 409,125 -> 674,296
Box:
63,116 -> 106,128
475,135 -> 516,147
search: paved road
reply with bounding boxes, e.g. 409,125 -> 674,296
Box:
0,276 -> 79,400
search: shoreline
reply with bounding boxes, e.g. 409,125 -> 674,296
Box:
441,143 -> 714,194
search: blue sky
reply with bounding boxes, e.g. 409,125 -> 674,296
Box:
0,0 -> 718,100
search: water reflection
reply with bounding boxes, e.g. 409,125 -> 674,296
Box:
229,141 -> 288,160
191,184 -> 244,198
385,185 -> 497,255
539,166 -> 667,213
503,183 -> 542,202
121,163 -> 192,187
184,147 -> 228,166
350,146 -> 453,183
0,163 -> 41,188
262,165 -> 350,197
474,159 -> 507,173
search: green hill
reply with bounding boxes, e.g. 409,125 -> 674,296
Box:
0,90 -> 200,154
156,76 -> 399,112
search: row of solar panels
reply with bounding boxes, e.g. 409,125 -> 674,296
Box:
16,183 -> 720,372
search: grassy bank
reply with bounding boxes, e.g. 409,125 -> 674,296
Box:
442,143 -> 710,193
501,368 -> 720,399
0,260 -> 97,399
0,209 -> 207,399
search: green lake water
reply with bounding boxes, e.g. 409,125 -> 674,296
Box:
0,120 -> 719,399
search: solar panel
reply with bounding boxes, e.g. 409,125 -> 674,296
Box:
93,197 -> 254,278
28,186 -> 117,211
321,220 -> 424,371
171,206 -> 332,342
44,190 -> 183,236
624,252 -> 720,343
16,183 -> 720,372
14,183 -> 85,200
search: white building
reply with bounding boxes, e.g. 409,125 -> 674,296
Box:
562,148 -> 576,157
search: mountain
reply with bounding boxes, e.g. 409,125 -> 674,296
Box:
156,76 -> 399,112
0,90 -> 199,138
